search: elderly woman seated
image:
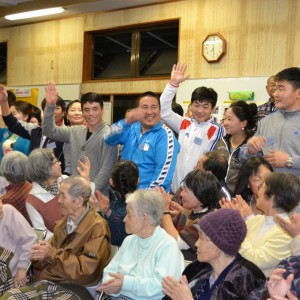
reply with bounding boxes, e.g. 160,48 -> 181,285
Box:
239,172 -> 300,277
31,176 -> 110,287
1,151 -> 32,224
0,200 -> 36,295
162,209 -> 265,299
97,189 -> 184,300
161,170 -> 220,261
26,148 -> 91,240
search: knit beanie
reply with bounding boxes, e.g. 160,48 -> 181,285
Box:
198,209 -> 247,256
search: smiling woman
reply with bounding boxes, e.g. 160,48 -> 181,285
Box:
214,101 -> 258,193
65,100 -> 84,126
239,172 -> 300,277
160,169 -> 220,261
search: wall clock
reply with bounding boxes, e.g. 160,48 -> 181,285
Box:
202,32 -> 227,63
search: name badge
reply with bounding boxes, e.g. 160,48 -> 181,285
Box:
47,142 -> 56,150
194,137 -> 203,145
266,136 -> 275,147
140,143 -> 149,151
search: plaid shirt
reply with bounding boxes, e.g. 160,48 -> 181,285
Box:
0,247 -> 14,297
1,280 -> 80,300
256,98 -> 277,121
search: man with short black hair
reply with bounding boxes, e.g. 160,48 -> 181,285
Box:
246,67 -> 300,178
160,63 -> 224,193
42,82 -> 118,194
105,91 -> 179,192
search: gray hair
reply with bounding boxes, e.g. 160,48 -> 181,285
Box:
126,190 -> 164,226
1,151 -> 28,183
61,176 -> 91,205
26,148 -> 56,184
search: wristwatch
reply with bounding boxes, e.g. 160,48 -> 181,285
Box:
286,156 -> 293,168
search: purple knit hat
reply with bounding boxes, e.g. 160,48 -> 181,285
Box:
198,209 -> 247,256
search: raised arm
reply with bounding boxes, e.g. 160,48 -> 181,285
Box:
42,82 -> 70,143
160,63 -> 190,133
170,62 -> 190,87
0,84 -> 10,117
104,109 -> 141,146
45,82 -> 59,105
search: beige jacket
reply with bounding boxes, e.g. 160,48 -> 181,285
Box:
35,208 -> 111,286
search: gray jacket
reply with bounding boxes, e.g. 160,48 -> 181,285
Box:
243,109 -> 300,178
43,104 -> 118,194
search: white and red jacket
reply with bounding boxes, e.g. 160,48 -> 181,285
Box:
160,83 -> 224,192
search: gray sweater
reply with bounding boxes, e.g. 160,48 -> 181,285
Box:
43,104 -> 118,194
250,109 -> 300,178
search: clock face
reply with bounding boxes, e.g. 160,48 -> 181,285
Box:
202,33 -> 226,62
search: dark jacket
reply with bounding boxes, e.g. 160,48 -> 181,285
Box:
214,135 -> 250,193
100,188 -> 127,247
183,254 -> 265,300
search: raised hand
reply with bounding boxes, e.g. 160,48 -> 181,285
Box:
77,156 -> 91,182
45,82 -> 59,105
95,190 -> 111,216
274,213 -> 300,238
125,108 -> 143,124
156,186 -> 172,211
170,62 -> 190,86
0,84 -> 8,104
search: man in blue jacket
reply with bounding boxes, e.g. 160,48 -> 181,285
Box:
105,91 -> 180,192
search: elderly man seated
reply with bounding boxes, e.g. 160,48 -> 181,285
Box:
31,175 -> 111,287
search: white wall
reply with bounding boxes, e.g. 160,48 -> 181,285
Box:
176,76 -> 270,121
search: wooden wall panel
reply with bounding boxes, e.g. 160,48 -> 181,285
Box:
3,0 -> 300,93
82,0 -> 300,94
81,79 -> 168,94
0,28 -> 9,41
7,17 -> 84,86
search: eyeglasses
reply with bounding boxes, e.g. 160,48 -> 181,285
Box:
51,158 -> 60,165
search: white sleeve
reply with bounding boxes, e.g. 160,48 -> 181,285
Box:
160,83 -> 185,133
26,202 -> 53,240
177,234 -> 190,250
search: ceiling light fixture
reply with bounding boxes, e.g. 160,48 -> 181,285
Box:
5,7 -> 64,21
